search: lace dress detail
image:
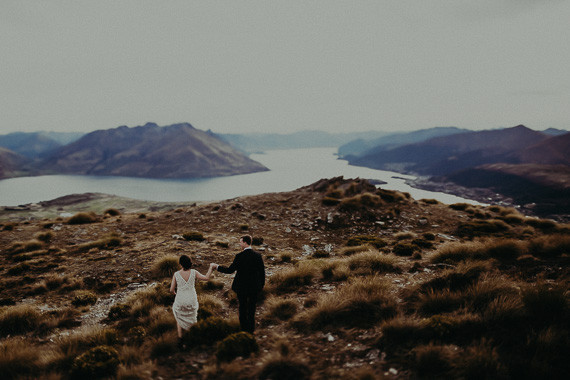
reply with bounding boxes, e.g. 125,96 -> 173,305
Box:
172,270 -> 199,330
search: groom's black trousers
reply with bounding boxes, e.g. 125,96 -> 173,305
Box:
237,292 -> 258,334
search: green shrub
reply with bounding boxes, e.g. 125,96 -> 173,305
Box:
71,345 -> 120,379
71,291 -> 98,307
216,331 -> 258,362
0,304 -> 42,337
183,231 -> 205,241
184,317 -> 240,347
67,212 -> 99,225
151,255 -> 179,279
346,235 -> 387,249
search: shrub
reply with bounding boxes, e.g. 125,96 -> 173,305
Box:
70,345 -> 120,379
147,308 -> 176,337
346,235 -> 387,249
423,232 -> 436,241
51,327 -> 118,371
104,208 -> 121,216
239,224 -> 249,231
67,212 -> 99,225
252,236 -> 264,245
295,277 -> 398,330
216,331 -> 258,362
151,255 -> 179,279
0,338 -> 41,379
392,243 -> 416,256
215,240 -> 229,248
449,203 -> 471,211
71,291 -> 98,307
183,231 -> 205,241
184,317 -> 240,347
279,252 -> 293,262
312,249 -> 330,258
108,304 -> 130,321
0,304 -> 42,337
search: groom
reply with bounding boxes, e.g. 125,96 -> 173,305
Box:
213,235 -> 265,334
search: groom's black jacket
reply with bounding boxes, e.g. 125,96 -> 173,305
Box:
218,248 -> 265,294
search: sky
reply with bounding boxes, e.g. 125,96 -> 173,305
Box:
1,0 -> 570,135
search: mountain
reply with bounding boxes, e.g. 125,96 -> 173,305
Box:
338,126 -> 469,158
0,148 -> 30,179
0,132 -> 63,159
40,123 -> 269,178
350,125 -> 549,175
217,130 -> 389,153
513,132 -> 570,165
542,128 -> 569,136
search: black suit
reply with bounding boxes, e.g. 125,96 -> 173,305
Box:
217,247 -> 265,333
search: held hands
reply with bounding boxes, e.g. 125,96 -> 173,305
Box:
209,263 -> 219,270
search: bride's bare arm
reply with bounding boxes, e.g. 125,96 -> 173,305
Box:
195,263 -> 216,281
169,273 -> 177,294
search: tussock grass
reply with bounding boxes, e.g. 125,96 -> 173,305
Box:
524,217 -> 558,230
414,344 -> 455,378
70,345 -> 120,379
6,239 -> 44,255
197,294 -> 225,320
339,244 -> 370,256
104,208 -> 121,216
420,261 -> 491,293
346,235 -> 387,249
126,283 -> 174,318
522,283 -> 567,324
35,231 -> 54,243
376,188 -> 408,202
268,262 -> 318,294
430,240 -> 493,264
151,255 -> 179,279
346,251 -> 401,274
147,308 -> 176,337
263,297 -> 299,323
198,278 -> 225,291
394,231 -> 416,240
183,231 -> 205,241
294,276 -> 398,330
67,212 -> 99,225
74,233 -> 122,253
417,289 -> 463,315
257,352 -> 311,380
454,339 -> 506,380
528,234 -> 570,258
457,219 -> 510,237
392,242 -> 416,256
71,291 -> 97,307
149,331 -> 178,358
183,317 -> 240,347
216,331 -> 258,362
0,304 -> 42,337
0,338 -> 41,379
320,261 -> 350,282
339,193 -> 383,211
116,361 -> 156,380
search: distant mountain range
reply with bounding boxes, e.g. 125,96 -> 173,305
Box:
217,130 -> 390,153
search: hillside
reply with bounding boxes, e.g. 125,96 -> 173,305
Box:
513,132 -> 570,165
40,123 -> 269,178
350,125 -> 549,176
0,132 -> 62,159
0,148 -> 31,179
0,177 -> 568,379
338,127 -> 468,158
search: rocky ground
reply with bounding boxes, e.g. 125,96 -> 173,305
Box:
1,176 -> 568,379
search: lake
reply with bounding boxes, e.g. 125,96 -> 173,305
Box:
0,148 -> 481,206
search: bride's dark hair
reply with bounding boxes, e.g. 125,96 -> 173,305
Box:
179,254 -> 192,270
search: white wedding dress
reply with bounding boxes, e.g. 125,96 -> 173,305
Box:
172,270 -> 199,330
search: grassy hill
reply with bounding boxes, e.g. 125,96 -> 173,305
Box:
0,178 -> 568,379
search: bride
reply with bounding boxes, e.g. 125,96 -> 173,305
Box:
169,254 -> 216,348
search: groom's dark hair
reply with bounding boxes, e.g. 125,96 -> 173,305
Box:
179,254 -> 192,270
241,235 -> 252,245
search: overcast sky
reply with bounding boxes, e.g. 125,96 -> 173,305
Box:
1,1 -> 569,135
